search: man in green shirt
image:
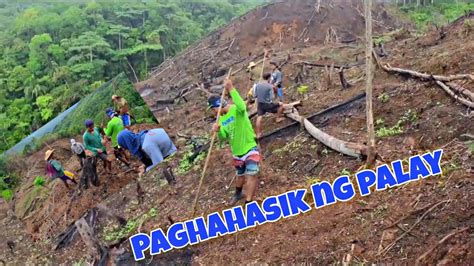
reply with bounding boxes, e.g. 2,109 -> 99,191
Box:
83,119 -> 112,174
208,78 -> 261,205
103,108 -> 130,166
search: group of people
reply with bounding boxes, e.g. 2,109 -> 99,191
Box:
44,95 -> 177,190
44,58 -> 289,205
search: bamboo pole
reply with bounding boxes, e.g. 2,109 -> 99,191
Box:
364,0 -> 376,166
191,67 -> 232,216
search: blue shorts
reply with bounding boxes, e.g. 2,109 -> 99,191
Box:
233,148 -> 260,176
276,86 -> 284,100
235,160 -> 259,176
121,114 -> 131,127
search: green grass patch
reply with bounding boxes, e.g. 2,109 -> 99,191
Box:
378,92 -> 390,103
103,208 -> 157,242
376,109 -> 418,138
400,2 -> 474,31
297,85 -> 309,95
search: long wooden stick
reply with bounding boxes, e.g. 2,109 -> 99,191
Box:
191,67 -> 232,215
364,0 -> 376,166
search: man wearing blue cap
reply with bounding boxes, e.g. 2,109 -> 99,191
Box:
208,78 -> 261,205
103,108 -> 129,166
83,119 -> 112,174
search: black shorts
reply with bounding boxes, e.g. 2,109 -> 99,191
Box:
257,102 -> 280,116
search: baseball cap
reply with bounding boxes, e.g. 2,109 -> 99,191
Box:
84,119 -> 94,127
207,95 -> 227,110
105,107 -> 115,118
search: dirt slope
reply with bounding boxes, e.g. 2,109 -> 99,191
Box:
1,1 -> 473,265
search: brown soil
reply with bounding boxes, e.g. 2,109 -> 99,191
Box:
1,1 -> 473,265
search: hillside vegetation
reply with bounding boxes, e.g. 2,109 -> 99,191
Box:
0,0 -> 267,154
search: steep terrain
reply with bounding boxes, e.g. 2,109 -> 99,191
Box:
1,1 -> 473,264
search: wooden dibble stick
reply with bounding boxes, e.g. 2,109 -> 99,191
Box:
191,67 -> 232,216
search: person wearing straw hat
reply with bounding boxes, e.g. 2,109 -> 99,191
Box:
112,95 -> 132,129
209,78 -> 261,205
45,149 -> 78,189
245,61 -> 263,103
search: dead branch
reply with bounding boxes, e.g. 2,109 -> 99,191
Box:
294,61 -> 364,69
195,83 -> 212,97
298,8 -> 317,41
447,81 -> 474,101
379,200 -> 451,256
227,38 -> 235,51
416,227 -> 470,265
376,58 -> 474,108
383,201 -> 440,230
286,109 -> 368,158
380,63 -> 474,82
259,11 -> 268,21
125,58 -> 139,83
435,81 -> 474,108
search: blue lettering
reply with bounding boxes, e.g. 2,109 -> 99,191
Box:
277,193 -> 292,217
421,149 -> 443,175
167,223 -> 189,249
207,212 -> 228,238
222,116 -> 235,126
262,196 -> 282,222
150,229 -> 172,255
310,181 -> 335,208
286,189 -> 311,214
355,169 -> 376,196
376,164 -> 398,190
223,206 -> 247,233
392,160 -> 410,185
245,202 -> 267,227
409,155 -> 431,180
185,217 -> 209,245
333,176 -> 355,201
129,233 -> 150,261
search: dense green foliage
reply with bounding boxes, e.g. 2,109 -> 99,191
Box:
55,73 -> 155,137
0,0 -> 266,154
398,1 -> 474,30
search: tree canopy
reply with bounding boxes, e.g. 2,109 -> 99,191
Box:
0,0 -> 267,153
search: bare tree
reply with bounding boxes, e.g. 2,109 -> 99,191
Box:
364,0 -> 376,166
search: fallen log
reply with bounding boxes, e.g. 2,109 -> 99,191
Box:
435,81 -> 474,108
447,82 -> 474,101
75,217 -> 102,261
380,63 -> 474,82
374,55 -> 474,108
294,61 -> 364,70
260,92 -> 366,141
286,110 -> 368,158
